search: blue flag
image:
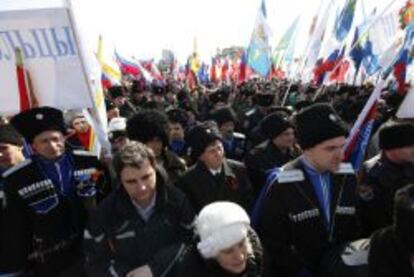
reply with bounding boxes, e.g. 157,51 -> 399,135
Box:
247,0 -> 272,77
349,27 -> 365,71
335,0 -> 357,42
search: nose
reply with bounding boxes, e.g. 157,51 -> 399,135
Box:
233,249 -> 245,263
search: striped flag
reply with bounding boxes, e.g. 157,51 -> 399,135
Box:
15,48 -> 38,111
344,80 -> 385,170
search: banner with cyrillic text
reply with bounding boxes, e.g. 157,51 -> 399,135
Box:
0,8 -> 93,114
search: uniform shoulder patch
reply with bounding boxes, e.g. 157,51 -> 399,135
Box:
73,150 -> 95,157
336,163 -> 355,175
278,169 -> 305,183
233,132 -> 246,140
245,108 -> 256,117
2,159 -> 32,178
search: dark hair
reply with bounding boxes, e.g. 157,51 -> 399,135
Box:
112,141 -> 156,179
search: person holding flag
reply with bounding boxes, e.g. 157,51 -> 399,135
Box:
0,107 -> 110,276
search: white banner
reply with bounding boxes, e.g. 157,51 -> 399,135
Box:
0,4 -> 93,115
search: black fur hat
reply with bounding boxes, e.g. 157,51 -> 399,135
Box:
127,110 -> 169,146
11,106 -> 66,143
209,107 -> 237,127
294,103 -> 348,150
379,122 -> 414,150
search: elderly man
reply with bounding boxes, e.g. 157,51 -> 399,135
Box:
261,103 -> 359,277
84,141 -> 194,277
0,106 -> 108,276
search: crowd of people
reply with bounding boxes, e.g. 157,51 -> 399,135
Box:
0,77 -> 413,277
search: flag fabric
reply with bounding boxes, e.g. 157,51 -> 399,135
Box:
344,79 -> 385,170
392,22 -> 414,94
211,57 -> 218,83
247,0 -> 272,77
302,3 -> 333,80
273,16 -> 300,69
329,59 -> 350,83
221,59 -> 229,83
397,84 -> 414,118
96,36 -> 122,89
261,0 -> 267,18
114,51 -> 141,77
313,47 -> 345,85
335,0 -> 358,42
238,50 -> 248,83
349,27 -> 365,71
15,48 -> 34,111
197,63 -> 210,84
344,104 -> 377,170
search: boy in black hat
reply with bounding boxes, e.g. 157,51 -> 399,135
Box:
127,109 -> 187,184
359,121 -> 414,236
166,108 -> 189,158
243,92 -> 276,147
209,107 -> 246,161
108,85 -> 137,118
245,112 -> 300,198
261,103 -> 359,276
0,124 -> 25,235
0,106 -> 109,276
177,122 -> 253,213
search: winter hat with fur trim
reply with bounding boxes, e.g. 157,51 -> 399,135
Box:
195,201 -> 250,259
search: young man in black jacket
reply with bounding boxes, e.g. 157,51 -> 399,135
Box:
261,103 -> 359,277
84,141 -> 195,277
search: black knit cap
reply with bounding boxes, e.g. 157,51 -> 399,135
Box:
105,99 -> 116,111
209,87 -> 230,104
209,107 -> 237,127
379,122 -> 414,150
0,124 -> 23,146
255,93 -> 275,107
294,103 -> 348,149
167,108 -> 189,129
10,106 -> 66,143
260,112 -> 294,140
185,122 -> 222,161
151,81 -> 166,96
127,110 -> 169,146
393,184 -> 414,251
108,86 -> 125,99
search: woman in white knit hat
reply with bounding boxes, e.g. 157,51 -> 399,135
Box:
172,201 -> 263,276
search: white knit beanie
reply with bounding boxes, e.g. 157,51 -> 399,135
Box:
195,201 -> 250,259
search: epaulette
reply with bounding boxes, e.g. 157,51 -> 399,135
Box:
73,150 -> 95,157
278,169 -> 305,183
336,163 -> 355,175
245,108 -> 256,117
2,159 -> 32,178
233,132 -> 246,140
363,155 -> 381,170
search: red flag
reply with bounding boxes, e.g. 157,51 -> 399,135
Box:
211,58 -> 217,83
221,59 -> 229,82
15,48 -> 38,111
329,60 -> 350,83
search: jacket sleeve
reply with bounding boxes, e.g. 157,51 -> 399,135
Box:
83,210 -> 130,277
148,190 -> 196,276
0,181 -> 31,274
260,183 -> 304,277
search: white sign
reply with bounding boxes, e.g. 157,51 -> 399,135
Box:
0,5 -> 93,115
